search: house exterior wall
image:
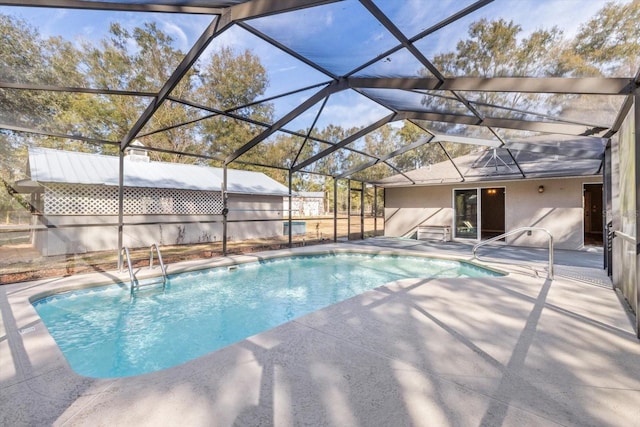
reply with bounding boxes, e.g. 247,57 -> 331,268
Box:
384,185 -> 452,236
34,190 -> 284,256
384,176 -> 601,250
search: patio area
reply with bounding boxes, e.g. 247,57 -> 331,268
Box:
1,239 -> 638,426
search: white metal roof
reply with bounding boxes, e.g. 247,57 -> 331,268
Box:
27,147 -> 291,196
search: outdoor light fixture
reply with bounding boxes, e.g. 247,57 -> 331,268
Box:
538,185 -> 545,193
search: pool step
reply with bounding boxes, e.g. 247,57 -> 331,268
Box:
136,276 -> 166,288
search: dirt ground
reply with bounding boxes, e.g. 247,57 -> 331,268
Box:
0,217 -> 384,284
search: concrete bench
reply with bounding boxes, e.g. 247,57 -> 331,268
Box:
417,225 -> 451,242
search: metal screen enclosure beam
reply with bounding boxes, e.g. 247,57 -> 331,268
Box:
360,183 -> 365,240
117,149 -> 124,270
635,90 -> 640,339
333,177 -> 338,242
229,0 -> 341,22
398,111 -> 606,137
337,134 -> 433,179
0,0 -> 224,14
0,124 -> 117,146
0,81 -> 157,97
347,179 -> 351,240
222,165 -> 228,256
373,185 -> 378,236
360,0 -> 444,81
347,0 -> 492,78
288,170 -> 293,247
349,77 -> 635,95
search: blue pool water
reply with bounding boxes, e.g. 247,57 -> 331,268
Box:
34,253 -> 501,378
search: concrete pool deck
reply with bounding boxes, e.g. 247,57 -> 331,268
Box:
1,238 -> 639,426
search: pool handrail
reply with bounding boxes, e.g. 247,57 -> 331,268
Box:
121,246 -> 139,294
472,227 -> 554,279
121,244 -> 167,296
149,243 -> 167,286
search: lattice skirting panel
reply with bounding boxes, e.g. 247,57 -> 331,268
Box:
44,184 -> 224,215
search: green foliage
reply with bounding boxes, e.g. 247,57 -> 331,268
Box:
559,0 -> 640,76
0,15 -> 274,165
433,18 -> 564,78
428,18 -> 564,117
0,15 -> 83,132
193,46 -> 274,161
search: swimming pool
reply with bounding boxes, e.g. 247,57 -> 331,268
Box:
33,252 -> 502,378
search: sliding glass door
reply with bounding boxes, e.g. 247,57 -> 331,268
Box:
454,187 -> 506,241
454,189 -> 478,239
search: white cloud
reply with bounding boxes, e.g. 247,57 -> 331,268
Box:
324,10 -> 334,27
320,97 -> 392,130
160,20 -> 189,50
81,25 -> 95,37
278,65 -> 299,73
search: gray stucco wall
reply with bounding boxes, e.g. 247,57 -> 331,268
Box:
384,176 -> 602,250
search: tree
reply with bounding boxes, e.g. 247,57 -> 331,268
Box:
235,132 -> 303,186
433,18 -> 563,78
197,46 -> 274,162
0,15 -> 89,221
76,22 -> 197,158
0,15 -> 84,133
124,23 -> 213,162
558,0 -> 640,77
549,1 -> 640,125
42,23 -> 275,164
307,124 -> 359,177
425,18 -> 564,124
349,124 -> 402,182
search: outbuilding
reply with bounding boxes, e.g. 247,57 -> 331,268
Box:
23,146 -> 290,256
284,191 -> 325,217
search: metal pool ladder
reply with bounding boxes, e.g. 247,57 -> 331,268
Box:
121,243 -> 168,296
472,227 -> 554,279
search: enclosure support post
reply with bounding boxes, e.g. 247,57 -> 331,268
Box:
222,165 -> 228,256
333,177 -> 338,242
288,170 -> 293,247
347,179 -> 351,240
117,148 -> 124,271
373,185 -> 378,236
604,141 -> 612,276
360,182 -> 365,240
634,89 -> 640,339
383,187 -> 386,235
